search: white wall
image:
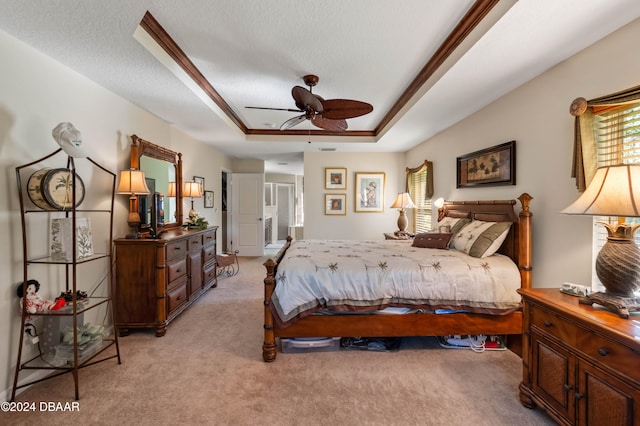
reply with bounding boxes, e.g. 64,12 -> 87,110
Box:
0,29 -> 232,399
406,17 -> 640,290
304,152 -> 405,240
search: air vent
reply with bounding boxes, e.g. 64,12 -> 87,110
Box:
319,148 -> 336,152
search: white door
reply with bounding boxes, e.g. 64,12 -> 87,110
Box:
231,173 -> 265,256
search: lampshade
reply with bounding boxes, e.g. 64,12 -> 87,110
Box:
166,182 -> 177,197
116,169 -> 150,195
561,164 -> 640,217
433,197 -> 445,209
390,192 -> 416,209
183,181 -> 203,198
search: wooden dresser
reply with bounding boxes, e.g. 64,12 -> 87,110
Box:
518,288 -> 640,425
114,226 -> 218,337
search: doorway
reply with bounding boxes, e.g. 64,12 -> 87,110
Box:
221,170 -> 230,252
276,184 -> 294,240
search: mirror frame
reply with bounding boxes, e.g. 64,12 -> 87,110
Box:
130,134 -> 183,229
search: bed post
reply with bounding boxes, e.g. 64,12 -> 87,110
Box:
517,193 -> 533,289
263,258 -> 278,362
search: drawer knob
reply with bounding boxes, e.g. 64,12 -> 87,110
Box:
563,384 -> 573,391
177,295 -> 184,301
575,392 -> 584,400
544,320 -> 553,327
597,348 -> 609,356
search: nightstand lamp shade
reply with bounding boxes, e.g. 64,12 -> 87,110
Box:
390,192 -> 416,233
116,169 -> 150,239
183,181 -> 203,217
561,164 -> 640,318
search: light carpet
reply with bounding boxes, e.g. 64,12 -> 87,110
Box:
3,255 -> 554,425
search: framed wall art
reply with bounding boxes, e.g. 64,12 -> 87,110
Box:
456,141 -> 516,188
325,167 -> 347,190
193,176 -> 205,193
325,194 -> 346,215
355,172 -> 385,212
204,190 -> 214,208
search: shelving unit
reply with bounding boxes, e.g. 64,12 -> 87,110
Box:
11,148 -> 121,401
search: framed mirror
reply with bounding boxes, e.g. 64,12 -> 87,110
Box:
130,134 -> 183,230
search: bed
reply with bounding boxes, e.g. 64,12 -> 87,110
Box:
263,193 -> 533,362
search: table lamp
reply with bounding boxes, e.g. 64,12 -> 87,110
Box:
183,181 -> 203,218
390,192 -> 416,235
116,169 -> 150,239
561,164 -> 640,318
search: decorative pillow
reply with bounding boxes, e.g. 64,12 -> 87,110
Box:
434,217 -> 471,247
412,233 -> 452,249
452,221 -> 512,258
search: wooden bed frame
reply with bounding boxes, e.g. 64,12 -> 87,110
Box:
262,193 -> 533,362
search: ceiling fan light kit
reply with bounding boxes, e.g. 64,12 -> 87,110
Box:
246,74 -> 373,132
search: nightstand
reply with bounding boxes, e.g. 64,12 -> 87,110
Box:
518,288 -> 640,425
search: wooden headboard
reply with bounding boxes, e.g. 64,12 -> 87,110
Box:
439,193 -> 533,289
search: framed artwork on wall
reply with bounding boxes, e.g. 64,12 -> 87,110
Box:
354,172 -> 385,212
193,176 -> 205,193
456,141 -> 516,188
325,167 -> 347,190
325,194 -> 346,215
204,190 -> 214,208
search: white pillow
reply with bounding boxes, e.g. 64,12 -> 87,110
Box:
452,220 -> 511,258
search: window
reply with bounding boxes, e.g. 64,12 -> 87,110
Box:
591,101 -> 640,289
406,161 -> 433,233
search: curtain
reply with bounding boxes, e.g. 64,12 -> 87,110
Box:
570,84 -> 640,191
405,160 -> 434,198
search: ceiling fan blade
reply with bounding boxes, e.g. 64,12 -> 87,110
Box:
320,99 -> 373,119
312,115 -> 348,132
280,114 -> 306,130
292,86 -> 323,113
245,106 -> 302,112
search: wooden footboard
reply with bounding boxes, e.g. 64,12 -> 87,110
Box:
262,194 -> 533,362
263,237 -> 292,362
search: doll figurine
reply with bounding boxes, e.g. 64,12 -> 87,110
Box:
16,280 -> 65,317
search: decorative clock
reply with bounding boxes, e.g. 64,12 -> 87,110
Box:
27,167 -> 86,210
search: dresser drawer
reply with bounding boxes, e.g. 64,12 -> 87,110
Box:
167,258 -> 187,283
187,235 -> 203,252
166,239 -> 187,260
167,283 -> 188,313
203,263 -> 217,285
202,245 -> 216,264
202,229 -> 216,246
576,332 -> 640,383
531,304 -> 578,346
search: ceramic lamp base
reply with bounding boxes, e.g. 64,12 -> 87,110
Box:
396,209 -> 408,233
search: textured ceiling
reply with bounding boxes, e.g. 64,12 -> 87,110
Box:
1,0 -> 640,174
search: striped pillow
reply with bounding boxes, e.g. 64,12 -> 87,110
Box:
435,217 -> 471,247
452,221 -> 511,258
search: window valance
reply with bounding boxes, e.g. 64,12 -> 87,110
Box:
570,84 -> 640,191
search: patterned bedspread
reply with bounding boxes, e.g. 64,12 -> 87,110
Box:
271,240 -> 522,326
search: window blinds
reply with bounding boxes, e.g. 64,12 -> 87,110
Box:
406,161 -> 433,233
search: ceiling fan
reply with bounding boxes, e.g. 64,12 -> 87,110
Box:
246,74 -> 373,131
